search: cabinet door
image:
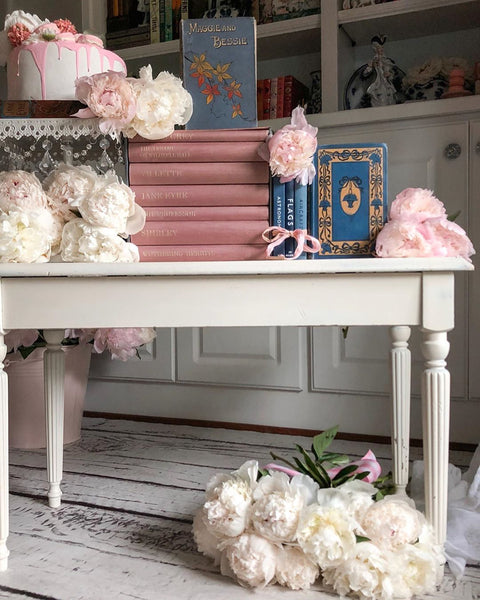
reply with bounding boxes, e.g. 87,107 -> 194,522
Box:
312,119 -> 469,400
469,120 -> 480,400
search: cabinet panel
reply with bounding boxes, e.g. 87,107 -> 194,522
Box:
469,120 -> 480,400
176,327 -> 302,390
312,119 -> 469,399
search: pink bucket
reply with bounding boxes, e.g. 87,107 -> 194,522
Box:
6,344 -> 92,449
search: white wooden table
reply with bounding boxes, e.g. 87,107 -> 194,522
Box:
0,257 -> 473,571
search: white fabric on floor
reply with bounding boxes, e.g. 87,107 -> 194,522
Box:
410,444 -> 480,578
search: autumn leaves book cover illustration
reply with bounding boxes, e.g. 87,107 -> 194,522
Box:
181,17 -> 257,129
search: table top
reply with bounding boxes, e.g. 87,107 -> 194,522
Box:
0,257 -> 473,279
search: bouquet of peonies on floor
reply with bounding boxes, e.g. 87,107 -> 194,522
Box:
193,426 -> 444,599
5,327 -> 156,361
0,165 -> 145,263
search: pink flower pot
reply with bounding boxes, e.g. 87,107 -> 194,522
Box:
6,344 -> 92,449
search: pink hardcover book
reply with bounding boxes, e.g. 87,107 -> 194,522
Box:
139,244 -> 267,262
128,141 -> 266,163
128,162 -> 270,185
128,127 -> 270,143
131,184 -> 270,207
144,205 -> 269,221
131,220 -> 269,245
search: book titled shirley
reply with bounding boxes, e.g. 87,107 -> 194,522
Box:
144,205 -> 269,220
313,143 -> 388,258
131,220 -> 269,245
181,17 -> 257,129
129,161 -> 269,185
131,184 -> 270,206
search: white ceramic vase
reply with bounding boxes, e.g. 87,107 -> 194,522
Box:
6,343 -> 92,449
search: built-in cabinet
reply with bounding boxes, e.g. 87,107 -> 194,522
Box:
79,0 -> 480,443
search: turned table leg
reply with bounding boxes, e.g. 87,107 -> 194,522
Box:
390,325 -> 411,496
0,332 -> 9,571
44,330 -> 66,509
421,329 -> 450,547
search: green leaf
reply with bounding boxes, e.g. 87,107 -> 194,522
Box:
332,464 -> 358,481
447,209 -> 461,222
257,468 -> 269,479
312,426 -> 338,460
355,535 -> 371,543
342,326 -> 349,339
321,452 -> 349,465
269,451 -> 298,472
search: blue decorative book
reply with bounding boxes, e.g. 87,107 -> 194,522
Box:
313,143 -> 388,258
181,17 -> 257,129
270,175 -> 285,256
284,179 -> 295,258
294,181 -> 307,259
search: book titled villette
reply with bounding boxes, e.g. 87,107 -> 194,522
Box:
181,17 -> 257,129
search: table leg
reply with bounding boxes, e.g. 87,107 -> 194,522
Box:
421,329 -> 450,547
0,332 -> 9,571
390,325 -> 411,496
43,330 -> 66,509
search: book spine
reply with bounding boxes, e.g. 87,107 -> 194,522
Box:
270,176 -> 285,256
139,244 -> 266,262
284,179 -> 295,258
131,184 -> 270,207
262,78 -> 271,120
269,77 -> 278,119
256,79 -> 264,122
128,127 -> 270,143
144,205 -> 269,221
308,149 -> 319,259
172,0 -> 181,39
283,75 -> 294,117
159,0 -> 166,42
129,162 -> 270,185
150,0 -> 160,43
131,220 -> 269,245
180,0 -> 189,19
276,75 -> 285,118
294,180 -> 308,259
164,0 -> 173,41
128,141 -> 265,162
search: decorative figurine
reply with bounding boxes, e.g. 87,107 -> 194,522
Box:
442,67 -> 473,99
365,35 -> 398,107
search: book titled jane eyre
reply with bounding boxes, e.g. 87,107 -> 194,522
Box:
313,143 -> 387,258
181,17 -> 257,129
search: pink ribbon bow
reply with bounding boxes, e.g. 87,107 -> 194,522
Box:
262,226 -> 320,260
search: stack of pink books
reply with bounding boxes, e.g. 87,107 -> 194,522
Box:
128,128 -> 271,262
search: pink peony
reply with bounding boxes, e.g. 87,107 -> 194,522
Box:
5,329 -> 39,352
375,218 -> 436,258
0,170 -> 48,212
326,450 -> 382,484
389,187 -> 446,222
91,327 -> 156,361
423,217 -> 475,261
74,71 -> 136,135
260,106 -> 318,185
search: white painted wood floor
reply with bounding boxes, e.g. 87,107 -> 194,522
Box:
3,418 -> 479,600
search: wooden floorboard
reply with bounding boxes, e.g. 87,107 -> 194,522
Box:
3,418 -> 478,600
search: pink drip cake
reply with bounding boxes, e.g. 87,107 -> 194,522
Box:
1,11 -> 127,101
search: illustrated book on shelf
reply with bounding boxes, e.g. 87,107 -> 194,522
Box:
313,143 -> 388,258
180,17 -> 257,129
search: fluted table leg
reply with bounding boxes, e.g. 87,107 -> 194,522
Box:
0,332 -> 9,571
390,325 -> 411,496
44,330 -> 66,509
421,329 -> 450,547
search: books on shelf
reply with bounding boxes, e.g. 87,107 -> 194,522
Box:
181,17 -> 258,129
0,100 -> 84,118
257,75 -> 309,120
128,127 -> 270,261
255,0 -> 320,24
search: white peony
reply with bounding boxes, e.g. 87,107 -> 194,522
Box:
275,546 -> 319,590
0,209 -> 55,263
125,65 -> 193,140
219,532 -> 277,588
329,479 -> 376,524
60,218 -> 139,263
0,170 -> 48,213
323,542 -> 397,600
44,163 -> 98,210
251,471 -> 311,542
192,508 -> 222,565
361,497 -> 424,549
203,478 -> 253,538
296,502 -> 357,569
394,541 -> 444,597
79,172 -> 144,234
